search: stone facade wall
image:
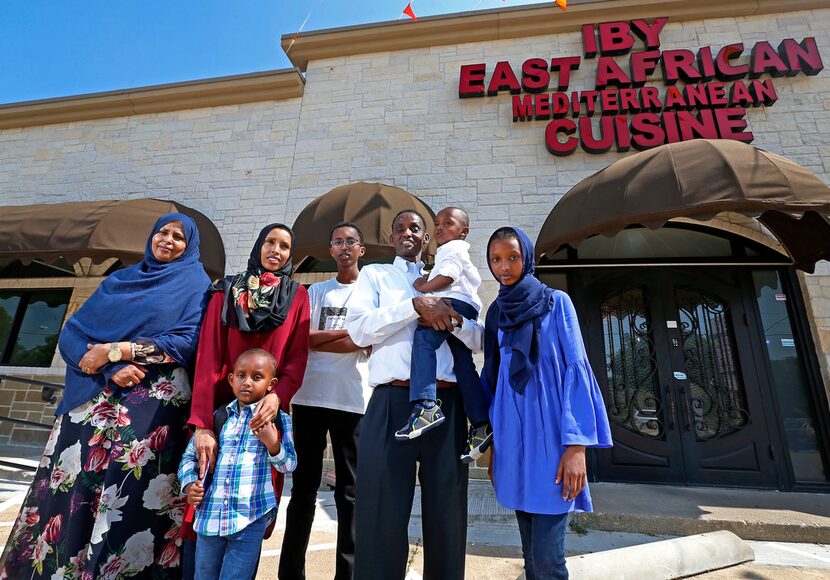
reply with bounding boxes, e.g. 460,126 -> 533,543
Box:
0,99 -> 303,274
0,374 -> 61,447
0,9 -> 829,473
801,262 -> 830,399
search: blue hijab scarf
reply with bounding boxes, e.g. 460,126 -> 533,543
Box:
482,227 -> 555,394
57,212 -> 211,414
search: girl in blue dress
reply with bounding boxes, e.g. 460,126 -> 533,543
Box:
482,226 -> 612,580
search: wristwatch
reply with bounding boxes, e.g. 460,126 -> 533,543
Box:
107,342 -> 122,363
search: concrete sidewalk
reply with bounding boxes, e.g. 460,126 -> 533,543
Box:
450,479 -> 830,543
258,477 -> 830,578
575,481 -> 830,543
1,473 -> 829,578
2,440 -> 829,543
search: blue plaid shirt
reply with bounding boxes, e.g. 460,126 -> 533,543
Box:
178,400 -> 297,537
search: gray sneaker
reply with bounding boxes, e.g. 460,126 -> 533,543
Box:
460,423 -> 493,463
395,402 -> 446,440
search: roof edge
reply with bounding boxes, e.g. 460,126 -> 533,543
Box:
280,0 -> 825,71
0,68 -> 305,130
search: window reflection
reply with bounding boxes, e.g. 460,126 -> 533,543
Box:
0,290 -> 71,368
752,270 -> 827,483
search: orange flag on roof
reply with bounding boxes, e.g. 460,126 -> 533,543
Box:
403,2 -> 417,20
556,0 -> 567,10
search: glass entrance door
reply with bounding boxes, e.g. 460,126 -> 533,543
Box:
582,268 -> 779,487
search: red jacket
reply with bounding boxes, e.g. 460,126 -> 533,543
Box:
188,287 -> 311,429
182,287 -> 310,541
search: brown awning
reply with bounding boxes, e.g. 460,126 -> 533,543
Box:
0,198 -> 226,280
536,140 -> 830,273
292,182 -> 437,261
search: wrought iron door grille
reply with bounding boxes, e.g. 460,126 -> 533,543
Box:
676,287 -> 750,441
600,287 -> 664,439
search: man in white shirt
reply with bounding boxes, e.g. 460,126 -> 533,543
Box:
279,222 -> 371,580
346,210 -> 484,580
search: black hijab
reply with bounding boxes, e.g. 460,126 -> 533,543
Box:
216,223 -> 300,333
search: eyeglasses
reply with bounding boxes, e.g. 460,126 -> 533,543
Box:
330,238 -> 361,248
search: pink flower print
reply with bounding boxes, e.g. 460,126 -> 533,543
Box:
119,439 -> 155,478
70,547 -> 88,573
31,535 -> 52,574
18,506 -> 39,527
167,496 -> 188,526
151,379 -> 178,402
85,445 -> 110,473
156,541 -> 180,569
50,466 -> 67,489
89,400 -> 120,430
118,405 -> 131,427
43,514 -> 62,544
259,272 -> 280,287
237,291 -> 250,314
99,554 -> 127,580
148,425 -> 169,451
88,431 -> 105,447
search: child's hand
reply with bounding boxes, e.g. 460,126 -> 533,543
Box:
253,420 -> 281,456
555,445 -> 586,501
413,274 -> 429,292
186,482 -> 205,507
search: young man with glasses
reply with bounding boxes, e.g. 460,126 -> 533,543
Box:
279,222 -> 371,580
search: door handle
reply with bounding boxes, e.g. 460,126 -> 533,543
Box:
664,385 -> 676,431
679,386 -> 693,432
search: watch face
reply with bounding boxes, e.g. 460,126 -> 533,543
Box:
108,345 -> 121,362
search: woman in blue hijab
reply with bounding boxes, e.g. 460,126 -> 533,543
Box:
1,213 -> 211,580
483,226 -> 612,580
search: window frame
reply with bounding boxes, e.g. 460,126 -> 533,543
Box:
0,287 -> 73,367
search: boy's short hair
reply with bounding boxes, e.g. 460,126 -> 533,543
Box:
235,348 -> 277,376
330,221 -> 365,244
440,206 -> 470,227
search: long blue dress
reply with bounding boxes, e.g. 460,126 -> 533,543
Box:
487,290 -> 612,515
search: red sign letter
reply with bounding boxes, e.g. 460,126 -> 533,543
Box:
550,57 -> 581,91
630,17 -> 668,50
521,58 -> 551,93
598,21 -> 634,56
779,38 -> 824,76
459,64 -> 486,98
545,119 -> 579,156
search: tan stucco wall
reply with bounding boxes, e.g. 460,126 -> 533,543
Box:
801,263 -> 830,400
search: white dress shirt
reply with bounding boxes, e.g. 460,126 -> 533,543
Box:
346,256 -> 484,387
429,239 -> 483,312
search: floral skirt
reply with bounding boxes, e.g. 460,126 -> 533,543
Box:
0,365 -> 193,580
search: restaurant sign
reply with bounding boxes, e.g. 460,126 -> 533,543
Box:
458,17 -> 823,156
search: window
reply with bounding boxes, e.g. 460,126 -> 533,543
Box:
0,289 -> 72,367
752,270 -> 827,483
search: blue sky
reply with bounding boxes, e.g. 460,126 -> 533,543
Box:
0,0 -> 551,105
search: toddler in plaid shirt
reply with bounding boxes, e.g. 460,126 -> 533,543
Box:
178,348 -> 297,580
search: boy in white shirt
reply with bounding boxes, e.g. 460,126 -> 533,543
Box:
279,221 -> 370,580
395,207 -> 493,463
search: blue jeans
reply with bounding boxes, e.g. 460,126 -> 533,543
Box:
195,511 -> 273,580
515,510 -> 569,580
410,298 -> 489,425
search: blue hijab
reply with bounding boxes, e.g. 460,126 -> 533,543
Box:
57,212 -> 212,414
482,227 -> 555,394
